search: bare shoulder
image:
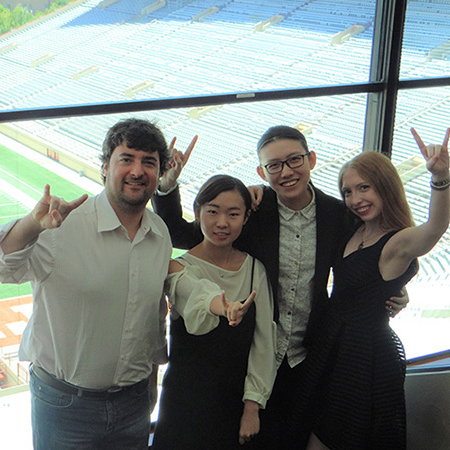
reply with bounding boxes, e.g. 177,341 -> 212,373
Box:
169,259 -> 185,274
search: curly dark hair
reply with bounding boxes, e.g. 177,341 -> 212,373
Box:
100,118 -> 170,183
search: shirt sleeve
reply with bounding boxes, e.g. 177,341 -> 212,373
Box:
166,266 -> 223,335
243,260 -> 277,408
151,185 -> 203,250
0,220 -> 53,284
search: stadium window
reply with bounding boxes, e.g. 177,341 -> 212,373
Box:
0,0 -> 378,110
0,0 -> 449,448
400,0 -> 450,80
390,86 -> 450,359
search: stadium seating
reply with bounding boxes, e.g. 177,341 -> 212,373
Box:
0,0 -> 449,279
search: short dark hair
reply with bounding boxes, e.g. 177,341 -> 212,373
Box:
194,175 -> 252,215
100,118 -> 170,182
257,125 -> 309,154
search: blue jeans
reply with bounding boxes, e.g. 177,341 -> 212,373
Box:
30,368 -> 151,450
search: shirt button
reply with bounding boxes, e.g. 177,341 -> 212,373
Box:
296,234 -> 300,238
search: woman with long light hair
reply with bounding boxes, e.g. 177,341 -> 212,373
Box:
295,128 -> 449,450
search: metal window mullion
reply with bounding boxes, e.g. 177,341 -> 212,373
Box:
364,0 -> 407,156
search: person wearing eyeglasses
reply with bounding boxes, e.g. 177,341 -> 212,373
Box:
152,125 -> 409,449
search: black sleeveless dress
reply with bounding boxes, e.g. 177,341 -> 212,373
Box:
291,232 -> 418,450
152,260 -> 257,450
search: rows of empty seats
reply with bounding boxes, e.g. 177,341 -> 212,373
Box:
0,0 -> 449,280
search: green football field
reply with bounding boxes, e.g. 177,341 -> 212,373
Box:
0,143 -> 185,301
0,144 -> 95,300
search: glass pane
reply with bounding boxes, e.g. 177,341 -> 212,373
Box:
0,0 -> 376,111
0,93 -> 367,217
0,93 -> 365,444
390,86 -> 450,359
400,0 -> 450,79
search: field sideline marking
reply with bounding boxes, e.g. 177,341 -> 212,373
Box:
0,178 -> 36,210
0,166 -> 43,198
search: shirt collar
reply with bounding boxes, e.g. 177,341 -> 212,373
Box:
277,184 -> 316,221
96,190 -> 163,238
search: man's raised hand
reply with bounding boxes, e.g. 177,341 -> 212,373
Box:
32,184 -> 88,230
0,185 -> 88,255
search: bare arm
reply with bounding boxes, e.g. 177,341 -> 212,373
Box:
1,185 -> 88,255
381,128 -> 450,279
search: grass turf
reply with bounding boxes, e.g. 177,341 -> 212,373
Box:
0,144 -> 187,300
0,144 -> 97,299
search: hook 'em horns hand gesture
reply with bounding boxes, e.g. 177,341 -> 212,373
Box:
1,185 -> 88,255
411,127 -> 450,183
221,291 -> 256,327
158,135 -> 198,192
32,184 -> 88,231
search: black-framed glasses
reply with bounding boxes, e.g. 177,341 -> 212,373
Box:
262,152 -> 311,174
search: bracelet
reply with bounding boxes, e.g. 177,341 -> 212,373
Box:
431,177 -> 450,191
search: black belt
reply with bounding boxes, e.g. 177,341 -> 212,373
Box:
31,365 -> 148,399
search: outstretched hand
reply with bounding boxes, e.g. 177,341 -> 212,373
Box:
158,135 -> 198,192
221,291 -> 256,326
411,127 -> 450,180
32,184 -> 88,230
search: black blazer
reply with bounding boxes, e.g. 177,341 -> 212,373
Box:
151,185 -> 348,347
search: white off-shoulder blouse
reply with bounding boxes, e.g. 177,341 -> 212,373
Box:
165,253 -> 277,408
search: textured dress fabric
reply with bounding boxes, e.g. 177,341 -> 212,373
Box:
152,255 -> 275,450
291,232 -> 418,450
153,305 -> 255,450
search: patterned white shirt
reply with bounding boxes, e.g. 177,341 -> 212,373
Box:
276,187 -> 316,368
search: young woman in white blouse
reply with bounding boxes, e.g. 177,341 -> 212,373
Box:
152,174 -> 277,450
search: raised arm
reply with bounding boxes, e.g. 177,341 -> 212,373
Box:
407,128 -> 449,254
0,184 -> 88,255
158,135 -> 197,192
152,135 -> 203,249
381,128 -> 449,277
